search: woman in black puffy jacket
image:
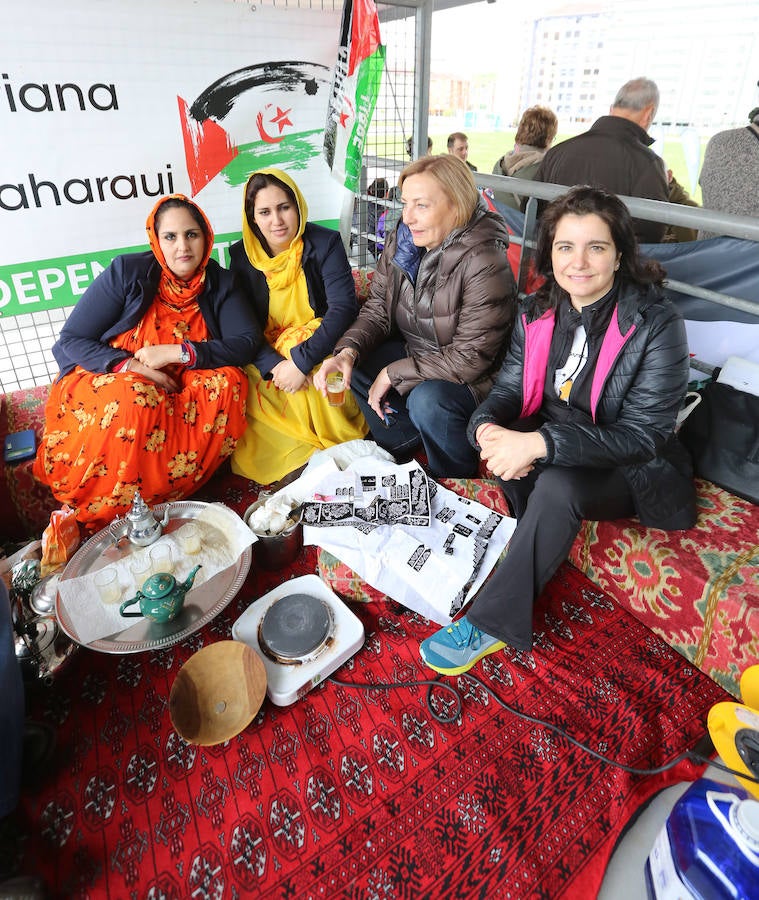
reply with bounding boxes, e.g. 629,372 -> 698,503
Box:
420,185 -> 696,675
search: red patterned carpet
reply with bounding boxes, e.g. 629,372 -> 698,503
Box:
6,473 -> 730,900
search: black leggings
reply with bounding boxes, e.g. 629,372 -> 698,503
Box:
466,464 -> 635,650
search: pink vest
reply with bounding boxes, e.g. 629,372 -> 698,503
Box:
520,306 -> 636,422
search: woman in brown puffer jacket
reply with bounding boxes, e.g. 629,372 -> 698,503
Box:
314,154 -> 517,477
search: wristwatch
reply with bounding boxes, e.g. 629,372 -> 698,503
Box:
339,347 -> 359,364
179,344 -> 191,365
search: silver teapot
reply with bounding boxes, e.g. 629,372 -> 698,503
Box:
113,491 -> 171,548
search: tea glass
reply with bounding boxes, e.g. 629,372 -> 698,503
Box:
326,372 -> 346,407
129,554 -> 152,591
149,543 -> 174,575
176,522 -> 202,555
94,567 -> 122,605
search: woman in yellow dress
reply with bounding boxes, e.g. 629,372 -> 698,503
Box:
34,195 -> 259,529
229,168 -> 367,484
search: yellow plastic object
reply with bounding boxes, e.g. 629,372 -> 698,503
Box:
740,664 -> 759,710
708,665 -> 759,800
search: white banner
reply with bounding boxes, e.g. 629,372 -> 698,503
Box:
1,0 -> 345,317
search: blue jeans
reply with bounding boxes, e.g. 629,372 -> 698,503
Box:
349,340 -> 479,477
0,580 -> 24,817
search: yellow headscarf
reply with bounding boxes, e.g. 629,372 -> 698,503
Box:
241,168 -> 307,292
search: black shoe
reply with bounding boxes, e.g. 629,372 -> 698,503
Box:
0,875 -> 46,899
0,813 -> 39,891
21,723 -> 56,790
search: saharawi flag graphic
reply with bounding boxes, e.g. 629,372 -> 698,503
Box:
324,0 -> 385,193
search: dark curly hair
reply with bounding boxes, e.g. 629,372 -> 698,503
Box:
534,185 -> 666,310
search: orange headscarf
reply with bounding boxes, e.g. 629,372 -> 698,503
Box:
145,194 -> 214,308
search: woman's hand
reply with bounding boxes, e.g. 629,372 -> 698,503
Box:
477,424 -> 547,481
271,359 -> 308,393
368,367 -> 393,421
127,359 -> 181,393
134,344 -> 182,370
313,351 -> 354,397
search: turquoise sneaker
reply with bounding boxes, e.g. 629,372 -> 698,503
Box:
419,616 -> 506,675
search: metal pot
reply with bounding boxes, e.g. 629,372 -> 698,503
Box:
111,491 -> 171,548
11,563 -> 77,684
244,499 -> 304,571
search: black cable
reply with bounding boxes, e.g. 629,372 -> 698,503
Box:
687,753 -> 759,786
328,672 -> 759,785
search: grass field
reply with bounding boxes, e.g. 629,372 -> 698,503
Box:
431,130 -> 706,203
369,129 -> 707,203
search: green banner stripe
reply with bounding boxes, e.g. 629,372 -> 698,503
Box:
343,46 -> 385,193
1,221 -> 339,319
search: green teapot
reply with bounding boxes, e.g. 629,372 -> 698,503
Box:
120,565 -> 202,624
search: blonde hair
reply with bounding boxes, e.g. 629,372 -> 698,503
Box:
398,154 -> 479,229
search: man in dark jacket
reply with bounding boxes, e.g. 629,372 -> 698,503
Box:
535,78 -> 668,242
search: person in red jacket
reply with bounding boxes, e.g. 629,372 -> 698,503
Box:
420,185 -> 696,675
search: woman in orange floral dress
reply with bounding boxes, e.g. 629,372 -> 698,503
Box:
34,195 -> 260,530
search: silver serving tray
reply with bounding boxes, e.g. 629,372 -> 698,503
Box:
56,500 -> 251,654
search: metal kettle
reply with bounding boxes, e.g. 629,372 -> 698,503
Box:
11,560 -> 77,684
119,491 -> 171,547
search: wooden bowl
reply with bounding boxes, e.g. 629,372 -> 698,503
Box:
169,641 -> 266,745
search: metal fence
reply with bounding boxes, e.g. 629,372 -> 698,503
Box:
475,172 -> 759,327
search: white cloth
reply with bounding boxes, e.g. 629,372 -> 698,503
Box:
302,458 -> 516,624
304,438 -> 396,472
247,439 -> 396,534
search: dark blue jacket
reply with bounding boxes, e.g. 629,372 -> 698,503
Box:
53,252 -> 261,377
229,223 -> 358,377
